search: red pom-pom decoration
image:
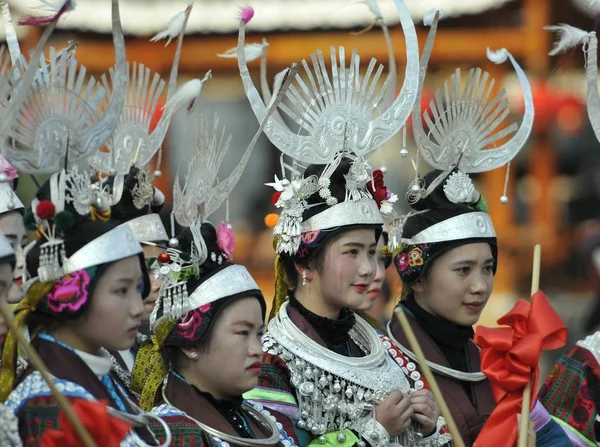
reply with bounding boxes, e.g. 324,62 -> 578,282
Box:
36,200 -> 56,220
271,191 -> 282,206
157,252 -> 171,264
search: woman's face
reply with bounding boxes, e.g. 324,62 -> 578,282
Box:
357,234 -> 387,312
308,229 -> 377,316
58,256 -> 145,353
0,263 -> 15,348
412,243 -> 494,326
183,297 -> 264,399
142,245 -> 164,321
0,211 -> 25,303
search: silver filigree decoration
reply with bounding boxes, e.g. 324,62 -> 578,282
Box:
443,170 -> 476,204
132,169 -> 154,210
64,166 -> 95,215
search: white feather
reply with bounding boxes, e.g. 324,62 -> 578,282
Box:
162,71 -> 212,117
487,47 -> 508,64
362,0 -> 382,20
545,24 -> 591,56
150,2 -> 192,46
217,42 -> 268,62
37,0 -> 75,13
423,9 -> 444,26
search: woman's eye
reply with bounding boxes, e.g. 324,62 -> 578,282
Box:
368,249 -> 376,257
237,330 -> 250,336
257,331 -> 265,338
456,267 -> 469,275
484,265 -> 494,274
347,249 -> 358,256
115,288 -> 128,296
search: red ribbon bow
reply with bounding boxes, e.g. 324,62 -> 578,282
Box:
42,399 -> 131,447
473,291 -> 567,446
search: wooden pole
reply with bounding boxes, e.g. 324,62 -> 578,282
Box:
0,301 -> 97,447
517,244 -> 542,447
394,308 -> 466,447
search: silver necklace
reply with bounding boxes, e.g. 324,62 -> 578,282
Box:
160,375 -> 281,447
386,322 -> 487,382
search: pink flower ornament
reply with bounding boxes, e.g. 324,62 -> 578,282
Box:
216,221 -> 237,260
177,303 -> 211,340
397,252 -> 409,272
46,270 -> 91,313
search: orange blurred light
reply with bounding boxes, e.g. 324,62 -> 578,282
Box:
265,213 -> 279,228
556,104 -> 583,135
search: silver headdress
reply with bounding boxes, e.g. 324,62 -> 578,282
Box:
237,1 -> 419,255
88,1 -> 194,176
391,11 -> 533,250
2,0 -> 143,283
151,67 -> 293,326
2,0 -> 126,174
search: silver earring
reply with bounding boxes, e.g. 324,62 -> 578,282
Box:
302,270 -> 307,286
190,352 -> 198,360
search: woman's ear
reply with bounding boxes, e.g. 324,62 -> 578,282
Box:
411,281 -> 424,293
180,346 -> 199,361
293,262 -> 315,283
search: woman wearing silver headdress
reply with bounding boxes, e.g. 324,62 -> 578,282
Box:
236,1 -> 450,445
384,14 -> 571,446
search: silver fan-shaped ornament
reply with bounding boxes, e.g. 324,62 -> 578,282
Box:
1,0 -> 126,174
88,3 -> 192,174
237,0 -> 420,165
413,14 -> 534,174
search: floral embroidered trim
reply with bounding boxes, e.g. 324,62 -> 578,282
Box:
176,304 -> 212,340
46,270 -> 91,313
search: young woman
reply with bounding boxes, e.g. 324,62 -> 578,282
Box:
354,232 -> 392,331
107,166 -> 169,384
386,170 -> 574,446
0,183 -> 169,445
131,223 -> 297,446
245,159 -> 450,447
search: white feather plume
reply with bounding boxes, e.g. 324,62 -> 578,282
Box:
150,2 -> 192,46
162,70 -> 212,117
36,0 -> 76,12
217,41 -> 268,62
545,24 -> 592,56
423,9 -> 444,26
362,0 -> 382,20
487,47 -> 508,64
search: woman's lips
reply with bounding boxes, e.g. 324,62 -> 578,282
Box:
463,301 -> 485,312
353,284 -> 368,293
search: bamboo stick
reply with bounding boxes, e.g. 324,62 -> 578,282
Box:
0,300 -> 97,447
517,244 -> 542,447
394,308 -> 466,447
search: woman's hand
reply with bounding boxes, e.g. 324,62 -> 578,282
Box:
409,389 -> 440,436
374,390 -> 414,437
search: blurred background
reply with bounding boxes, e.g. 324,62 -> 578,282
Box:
6,0 -> 600,375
